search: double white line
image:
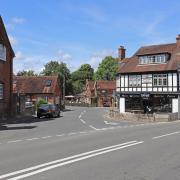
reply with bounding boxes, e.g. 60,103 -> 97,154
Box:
0,140 -> 143,180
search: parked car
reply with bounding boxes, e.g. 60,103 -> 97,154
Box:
37,104 -> 60,118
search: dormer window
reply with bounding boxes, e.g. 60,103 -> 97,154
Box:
45,80 -> 52,86
139,54 -> 169,65
0,44 -> 6,61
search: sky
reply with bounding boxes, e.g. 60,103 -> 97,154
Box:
1,0 -> 180,73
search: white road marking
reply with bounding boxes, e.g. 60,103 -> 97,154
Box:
7,140 -> 22,143
41,136 -> 52,139
79,115 -> 82,118
104,121 -> 119,126
89,125 -> 99,130
0,141 -> 143,180
152,131 -> 180,139
79,131 -> 87,134
80,119 -> 86,124
56,134 -> 65,137
26,138 -> 39,141
68,132 -> 77,136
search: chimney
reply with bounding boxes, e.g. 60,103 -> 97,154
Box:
118,46 -> 126,60
176,34 -> 180,46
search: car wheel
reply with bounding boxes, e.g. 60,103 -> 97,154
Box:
57,112 -> 60,117
37,114 -> 41,118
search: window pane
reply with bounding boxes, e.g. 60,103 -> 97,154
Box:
0,84 -> 3,99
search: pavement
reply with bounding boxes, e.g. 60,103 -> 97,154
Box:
0,106 -> 180,180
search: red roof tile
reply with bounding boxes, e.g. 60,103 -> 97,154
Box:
13,76 -> 59,94
119,42 -> 180,73
96,80 -> 116,90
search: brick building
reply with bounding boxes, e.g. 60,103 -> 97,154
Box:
84,80 -> 116,107
13,76 -> 61,106
0,16 -> 15,118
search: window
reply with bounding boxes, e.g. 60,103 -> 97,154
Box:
0,83 -> 3,99
129,75 -> 141,87
153,74 -> 167,86
45,80 -> 52,86
0,44 -> 6,61
139,54 -> 168,65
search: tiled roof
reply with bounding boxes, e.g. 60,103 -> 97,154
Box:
13,76 -> 59,94
96,80 -> 116,90
119,42 -> 180,73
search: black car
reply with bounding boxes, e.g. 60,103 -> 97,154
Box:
37,104 -> 60,118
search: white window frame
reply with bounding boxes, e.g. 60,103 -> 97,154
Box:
0,83 -> 4,100
153,74 -> 167,86
0,44 -> 6,61
139,54 -> 167,65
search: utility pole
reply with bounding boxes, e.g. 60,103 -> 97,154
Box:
63,75 -> 65,109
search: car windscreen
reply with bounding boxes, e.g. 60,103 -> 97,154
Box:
39,104 -> 49,110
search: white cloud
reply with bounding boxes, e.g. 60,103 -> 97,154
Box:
11,17 -> 25,24
8,35 -> 18,45
58,50 -> 72,61
88,49 -> 117,70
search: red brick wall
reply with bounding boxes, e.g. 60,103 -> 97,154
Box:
0,41 -> 13,115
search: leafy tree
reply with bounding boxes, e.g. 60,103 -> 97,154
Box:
41,61 -> 72,95
71,64 -> 94,94
17,70 -> 37,76
94,56 -> 118,80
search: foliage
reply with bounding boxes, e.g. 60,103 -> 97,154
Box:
17,70 -> 37,76
41,61 -> 72,95
36,98 -> 48,110
71,64 -> 94,94
94,56 -> 118,80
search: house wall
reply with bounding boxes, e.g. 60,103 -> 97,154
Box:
116,72 -> 178,93
0,40 -> 13,117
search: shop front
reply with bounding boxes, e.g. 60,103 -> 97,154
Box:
119,93 -> 178,113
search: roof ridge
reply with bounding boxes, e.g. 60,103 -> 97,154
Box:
140,43 -> 176,48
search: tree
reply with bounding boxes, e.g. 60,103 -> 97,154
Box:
17,70 -> 37,76
94,56 -> 118,80
41,61 -> 72,95
71,64 -> 94,94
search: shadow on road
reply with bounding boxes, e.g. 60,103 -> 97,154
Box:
0,124 -> 37,131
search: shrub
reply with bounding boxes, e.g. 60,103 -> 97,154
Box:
36,99 -> 48,110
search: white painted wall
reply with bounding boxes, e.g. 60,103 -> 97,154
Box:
119,98 -> 125,113
172,98 -> 178,113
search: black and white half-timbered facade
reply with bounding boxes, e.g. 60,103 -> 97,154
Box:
116,35 -> 180,114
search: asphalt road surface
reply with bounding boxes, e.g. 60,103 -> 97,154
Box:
0,106 -> 180,180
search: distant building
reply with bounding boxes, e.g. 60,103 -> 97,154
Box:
84,80 -> 116,107
0,16 -> 15,118
13,76 -> 62,107
116,35 -> 180,114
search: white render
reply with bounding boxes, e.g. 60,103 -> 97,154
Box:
172,98 -> 178,113
119,98 -> 125,113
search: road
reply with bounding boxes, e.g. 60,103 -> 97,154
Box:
0,106 -> 180,180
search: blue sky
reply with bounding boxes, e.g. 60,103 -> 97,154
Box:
1,0 -> 180,73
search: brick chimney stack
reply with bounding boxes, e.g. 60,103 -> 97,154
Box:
118,46 -> 126,60
176,34 -> 180,46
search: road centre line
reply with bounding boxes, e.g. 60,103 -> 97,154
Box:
0,141 -> 142,180
152,131 -> 180,139
41,136 -> 52,139
7,140 -> 22,143
26,138 -> 40,141
56,134 -> 65,137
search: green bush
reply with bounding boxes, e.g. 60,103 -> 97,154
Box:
36,99 -> 48,110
